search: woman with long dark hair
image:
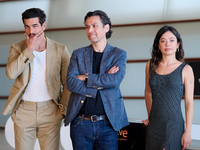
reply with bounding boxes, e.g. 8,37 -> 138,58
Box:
143,26 -> 194,150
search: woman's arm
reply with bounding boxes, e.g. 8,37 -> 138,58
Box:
143,61 -> 152,126
181,64 -> 194,150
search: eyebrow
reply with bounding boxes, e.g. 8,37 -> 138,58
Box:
160,37 -> 176,40
85,23 -> 98,26
24,23 -> 38,27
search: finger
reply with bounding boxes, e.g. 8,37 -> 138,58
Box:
108,66 -> 119,74
37,31 -> 44,38
184,145 -> 188,150
32,31 -> 43,39
182,144 -> 186,150
108,67 -> 115,72
143,121 -> 148,126
111,66 -> 116,69
113,67 -> 119,73
181,138 -> 184,148
112,67 -> 118,70
182,143 -> 187,150
185,144 -> 190,148
110,68 -> 117,73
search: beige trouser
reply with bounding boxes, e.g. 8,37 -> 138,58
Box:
11,100 -> 63,150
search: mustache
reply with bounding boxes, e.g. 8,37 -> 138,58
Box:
28,33 -> 36,37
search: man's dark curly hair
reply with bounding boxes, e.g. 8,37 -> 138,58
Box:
22,8 -> 46,26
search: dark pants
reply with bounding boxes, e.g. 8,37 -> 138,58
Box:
70,116 -> 118,150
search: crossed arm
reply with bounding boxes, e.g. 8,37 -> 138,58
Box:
66,50 -> 127,98
76,66 -> 119,89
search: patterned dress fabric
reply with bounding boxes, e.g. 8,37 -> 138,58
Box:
146,63 -> 187,150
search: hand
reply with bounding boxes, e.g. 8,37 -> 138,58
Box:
108,66 -> 119,74
76,75 -> 86,81
181,131 -> 191,150
25,31 -> 44,53
142,119 -> 149,126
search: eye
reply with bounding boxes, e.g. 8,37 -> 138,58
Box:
33,24 -> 38,28
24,25 -> 29,29
93,24 -> 98,28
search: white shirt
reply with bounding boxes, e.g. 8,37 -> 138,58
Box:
22,50 -> 53,102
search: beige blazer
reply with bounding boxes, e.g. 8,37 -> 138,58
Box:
2,37 -> 71,115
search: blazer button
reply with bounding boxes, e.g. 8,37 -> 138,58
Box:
81,100 -> 84,103
24,58 -> 29,63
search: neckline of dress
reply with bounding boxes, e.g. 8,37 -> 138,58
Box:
155,63 -> 184,76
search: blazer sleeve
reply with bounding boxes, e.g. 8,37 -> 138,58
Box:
60,46 -> 71,113
6,42 -> 35,80
87,50 -> 127,89
66,50 -> 98,98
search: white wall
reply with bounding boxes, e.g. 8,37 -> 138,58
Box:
0,22 -> 200,148
1,22 -> 200,123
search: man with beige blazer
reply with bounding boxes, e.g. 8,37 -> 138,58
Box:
2,8 -> 70,150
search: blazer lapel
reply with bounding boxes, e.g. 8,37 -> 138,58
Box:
100,43 -> 114,73
24,40 -> 32,82
46,37 -> 54,79
84,45 -> 93,74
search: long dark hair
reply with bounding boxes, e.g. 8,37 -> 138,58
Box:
150,25 -> 184,73
84,10 -> 113,39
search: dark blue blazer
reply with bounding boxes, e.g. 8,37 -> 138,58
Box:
64,43 -> 129,131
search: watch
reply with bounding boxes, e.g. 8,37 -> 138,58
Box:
85,73 -> 89,79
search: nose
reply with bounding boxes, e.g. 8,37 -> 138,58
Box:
166,40 -> 170,45
29,27 -> 34,34
88,26 -> 93,33
26,27 -> 35,35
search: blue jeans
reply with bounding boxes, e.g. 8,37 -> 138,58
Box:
70,116 -> 118,150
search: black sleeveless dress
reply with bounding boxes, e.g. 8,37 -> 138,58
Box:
146,63 -> 187,150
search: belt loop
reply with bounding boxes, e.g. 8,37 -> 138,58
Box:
81,115 -> 84,121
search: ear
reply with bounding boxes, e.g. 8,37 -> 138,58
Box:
42,22 -> 46,31
177,42 -> 180,49
105,24 -> 109,33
